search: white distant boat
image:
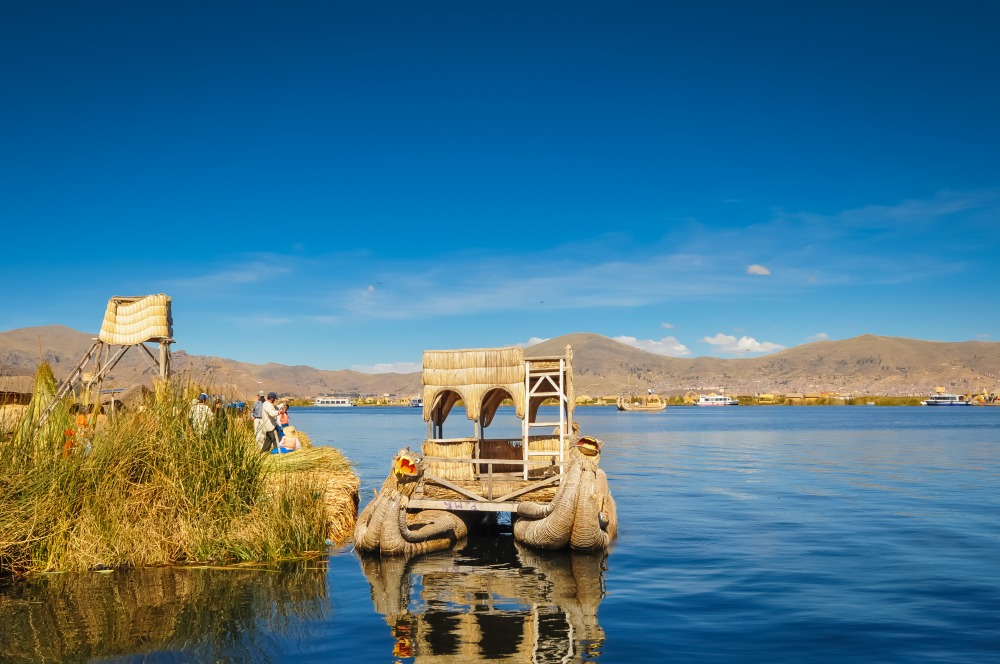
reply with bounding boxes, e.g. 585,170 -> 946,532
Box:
696,394 -> 739,406
920,394 -> 972,406
411,397 -> 424,408
313,396 -> 354,407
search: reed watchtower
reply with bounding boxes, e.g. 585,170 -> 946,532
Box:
37,294 -> 174,425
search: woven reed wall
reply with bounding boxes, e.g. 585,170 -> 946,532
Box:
422,347 -> 526,421
527,435 -> 567,454
98,294 -> 173,345
422,438 -> 476,481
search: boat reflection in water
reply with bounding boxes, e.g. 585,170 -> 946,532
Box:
358,532 -> 608,662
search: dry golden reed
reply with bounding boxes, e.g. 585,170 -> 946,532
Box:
0,367 -> 359,577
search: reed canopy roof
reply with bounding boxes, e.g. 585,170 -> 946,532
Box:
98,294 -> 173,346
422,347 -> 526,425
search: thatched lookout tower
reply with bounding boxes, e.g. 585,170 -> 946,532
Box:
36,295 -> 174,426
409,345 -> 576,511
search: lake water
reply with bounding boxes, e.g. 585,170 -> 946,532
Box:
2,406 -> 998,663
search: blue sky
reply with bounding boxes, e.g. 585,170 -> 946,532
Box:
2,1 -> 998,373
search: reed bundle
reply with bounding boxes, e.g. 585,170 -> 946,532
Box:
264,445 -> 360,545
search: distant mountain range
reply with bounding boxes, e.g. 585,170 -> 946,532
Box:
2,326 -> 999,399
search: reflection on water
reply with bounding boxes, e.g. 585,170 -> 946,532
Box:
358,531 -> 608,662
0,563 -> 329,663
2,407 -> 997,662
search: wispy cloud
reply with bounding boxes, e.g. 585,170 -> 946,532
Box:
326,251 -> 757,321
180,190 -> 1000,332
701,333 -> 785,355
324,191 -> 999,321
614,335 -> 692,357
515,337 -> 550,347
807,332 -> 829,342
167,260 -> 294,290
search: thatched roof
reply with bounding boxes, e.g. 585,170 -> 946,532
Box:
0,375 -> 35,395
98,294 -> 173,346
422,347 -> 526,423
0,375 -> 34,406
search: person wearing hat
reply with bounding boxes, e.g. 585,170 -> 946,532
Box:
189,393 -> 214,435
270,424 -> 300,454
250,390 -> 266,448
260,391 -> 281,452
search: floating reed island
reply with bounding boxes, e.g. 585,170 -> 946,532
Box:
0,363 -> 359,578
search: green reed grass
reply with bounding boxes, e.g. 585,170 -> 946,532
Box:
0,366 -> 348,576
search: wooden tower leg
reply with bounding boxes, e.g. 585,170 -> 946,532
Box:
159,340 -> 171,379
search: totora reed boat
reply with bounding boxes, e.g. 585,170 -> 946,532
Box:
616,390 -> 667,412
353,344 -> 617,556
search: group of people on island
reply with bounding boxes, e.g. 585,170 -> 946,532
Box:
250,390 -> 300,454
189,389 -> 301,454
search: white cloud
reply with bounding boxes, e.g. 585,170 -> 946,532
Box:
614,335 -> 691,357
747,264 -> 771,275
660,322 -> 675,329
350,361 -> 422,374
515,337 -> 550,347
701,333 -> 785,355
807,332 -> 829,341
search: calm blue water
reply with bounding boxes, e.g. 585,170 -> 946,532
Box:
2,406 -> 998,663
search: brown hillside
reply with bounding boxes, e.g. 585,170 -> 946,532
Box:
526,333 -> 1000,397
0,326 -> 421,400
3,326 -> 998,399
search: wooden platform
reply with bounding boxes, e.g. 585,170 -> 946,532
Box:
409,459 -> 562,512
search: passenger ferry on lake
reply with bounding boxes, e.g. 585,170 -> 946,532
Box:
313,396 -> 355,407
920,393 -> 972,406
696,394 -> 739,406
